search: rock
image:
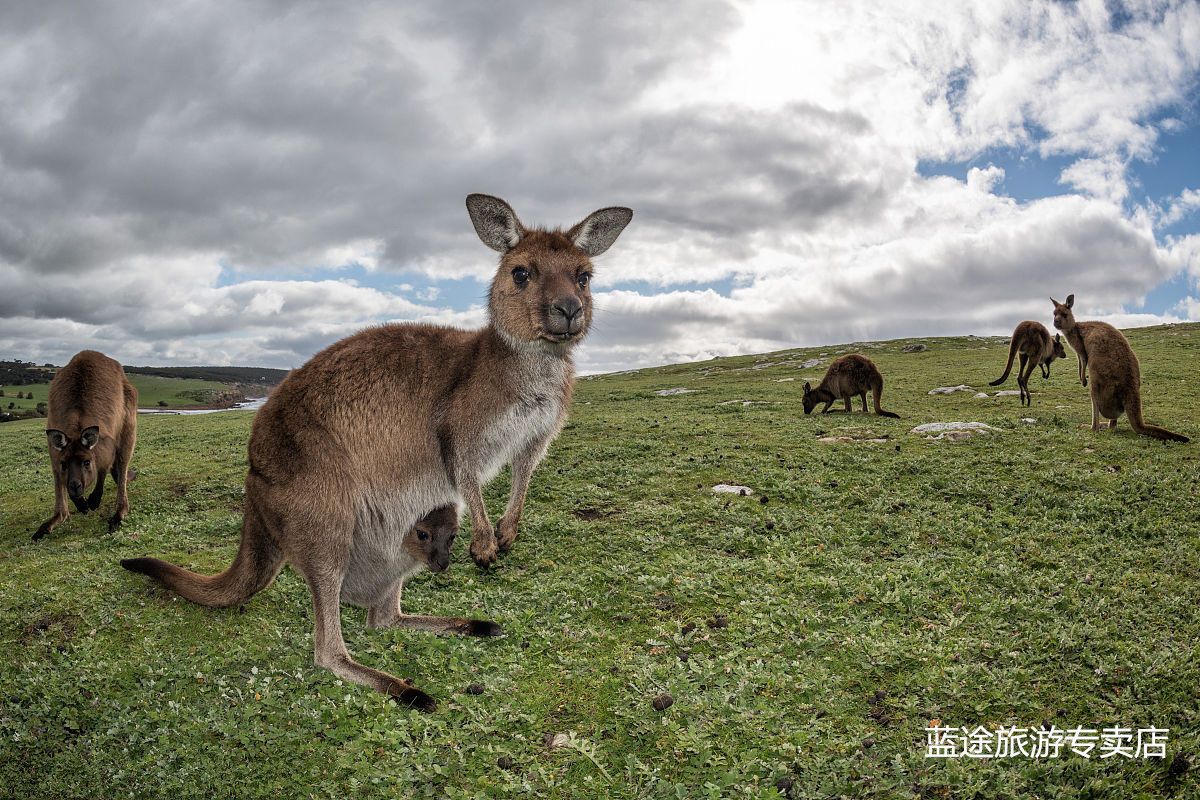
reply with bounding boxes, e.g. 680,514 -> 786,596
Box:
799,358 -> 824,369
902,343 -> 928,352
712,484 -> 753,495
992,390 -> 1021,397
465,683 -> 485,695
819,436 -> 888,444
496,756 -> 515,770
911,422 -> 997,434
717,400 -> 777,407
973,392 -> 990,398
775,377 -> 795,383
655,388 -> 698,396
928,385 -> 974,395
544,732 -> 571,750
652,693 -> 674,711
1021,417 -> 1037,424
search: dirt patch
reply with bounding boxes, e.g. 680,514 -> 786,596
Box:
572,507 -> 614,522
20,612 -> 77,645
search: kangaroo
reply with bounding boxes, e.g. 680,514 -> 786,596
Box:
1051,294 -> 1188,442
802,354 -> 900,418
35,350 -> 137,540
989,320 -> 1068,406
121,194 -> 633,710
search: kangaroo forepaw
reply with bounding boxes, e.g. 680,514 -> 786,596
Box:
470,538 -> 498,569
107,513 -> 124,533
72,498 -> 89,514
495,517 -> 519,553
32,523 -> 52,541
390,684 -> 437,712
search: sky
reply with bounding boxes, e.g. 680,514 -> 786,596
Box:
1,0 -> 1198,374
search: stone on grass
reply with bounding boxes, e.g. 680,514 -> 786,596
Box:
712,484 -> 753,496
655,387 -> 698,396
652,693 -> 674,711
911,421 -> 997,441
902,343 -> 928,352
1021,418 -> 1037,424
799,358 -> 824,369
928,385 -> 974,395
544,732 -> 571,750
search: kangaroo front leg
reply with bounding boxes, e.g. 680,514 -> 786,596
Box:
496,437 -> 552,554
86,477 -> 104,511
109,459 -> 130,532
33,476 -> 71,541
1090,391 -> 1101,432
463,480 -> 497,568
308,570 -> 435,711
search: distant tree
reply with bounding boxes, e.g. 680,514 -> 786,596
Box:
35,402 -> 47,416
15,391 -> 23,399
0,389 -> 5,397
157,400 -> 168,407
7,403 -> 13,409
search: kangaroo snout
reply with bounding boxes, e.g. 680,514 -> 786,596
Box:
431,555 -> 451,573
68,480 -> 85,499
546,296 -> 584,335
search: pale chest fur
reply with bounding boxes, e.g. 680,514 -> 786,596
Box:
469,354 -> 569,484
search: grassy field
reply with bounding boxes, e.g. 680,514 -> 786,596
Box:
1,373 -> 237,413
1,323 -> 1198,798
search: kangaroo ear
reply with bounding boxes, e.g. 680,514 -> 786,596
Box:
1049,296 -> 1059,307
466,194 -> 525,253
47,429 -> 68,451
1055,333 -> 1061,342
803,381 -> 812,394
1065,294 -> 1074,308
80,426 -> 99,450
568,207 -> 633,257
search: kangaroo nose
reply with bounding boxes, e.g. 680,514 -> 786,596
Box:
550,297 -> 583,323
68,481 -> 83,497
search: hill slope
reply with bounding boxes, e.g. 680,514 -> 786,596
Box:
1,324 -> 1197,798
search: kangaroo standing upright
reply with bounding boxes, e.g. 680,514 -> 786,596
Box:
35,350 -> 137,540
1051,294 -> 1188,442
989,320 -> 1068,406
802,354 -> 900,418
122,194 -> 633,710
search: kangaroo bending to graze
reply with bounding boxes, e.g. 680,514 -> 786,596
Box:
35,350 -> 137,540
989,320 -> 1068,406
122,194 -> 633,709
802,354 -> 900,419
1051,294 -> 1188,443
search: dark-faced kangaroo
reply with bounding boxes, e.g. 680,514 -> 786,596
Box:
36,350 -> 137,540
122,194 -> 633,710
1051,294 -> 1188,442
989,320 -> 1068,406
802,354 -> 900,418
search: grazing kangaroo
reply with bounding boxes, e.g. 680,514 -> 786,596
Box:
35,350 -> 137,540
802,354 -> 900,418
122,194 -> 633,710
1051,294 -> 1188,442
989,320 -> 1068,406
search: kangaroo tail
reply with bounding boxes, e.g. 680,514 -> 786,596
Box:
121,503 -> 283,607
873,380 -> 900,419
990,336 -> 1018,386
1125,391 -> 1189,443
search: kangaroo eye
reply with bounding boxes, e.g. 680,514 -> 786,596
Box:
577,273 -> 591,289
416,529 -> 429,541
511,267 -> 529,286
83,460 -> 91,468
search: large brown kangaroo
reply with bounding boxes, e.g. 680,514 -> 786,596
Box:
122,194 -> 632,710
989,320 -> 1068,406
1051,294 -> 1188,442
35,350 -> 137,540
802,354 -> 900,418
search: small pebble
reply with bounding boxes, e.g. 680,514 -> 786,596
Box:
759,495 -> 769,505
496,756 -> 514,770
707,615 -> 729,629
652,692 -> 674,711
465,683 -> 485,695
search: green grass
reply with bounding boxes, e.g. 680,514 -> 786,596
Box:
0,373 -> 236,412
1,324 -> 1198,798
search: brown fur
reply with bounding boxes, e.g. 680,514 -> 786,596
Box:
989,320 -> 1068,406
35,350 -> 137,540
121,194 -> 632,709
802,354 -> 900,418
1051,294 -> 1188,442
